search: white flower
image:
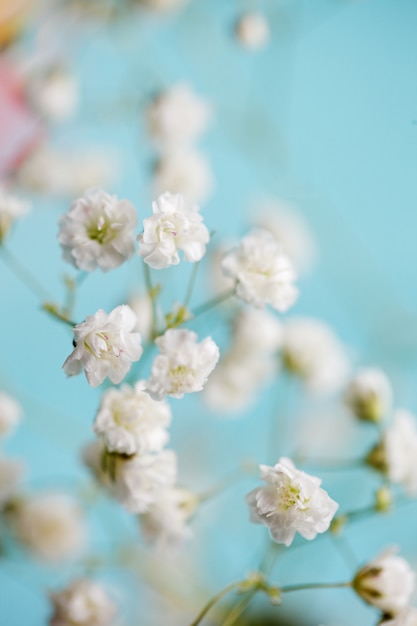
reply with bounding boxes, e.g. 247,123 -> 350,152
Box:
28,66 -> 79,122
246,457 -> 338,546
221,228 -> 298,312
0,186 -> 30,242
58,188 -> 137,272
82,441 -> 177,513
93,381 -> 171,455
345,367 -> 392,423
11,492 -> 86,562
236,12 -> 270,50
353,549 -> 416,617
0,390 -> 22,438
233,308 -> 283,353
147,84 -> 211,150
146,329 -> 220,399
139,487 -> 197,548
63,305 -> 143,387
49,579 -> 116,626
282,318 -> 350,394
380,607 -> 417,625
0,456 -> 24,506
153,150 -> 213,205
137,192 -> 210,269
129,292 -> 154,342
368,410 -> 417,495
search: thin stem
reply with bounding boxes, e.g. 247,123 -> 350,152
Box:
0,245 -> 51,302
188,580 -> 245,626
281,581 -> 351,593
143,263 -> 159,337
183,261 -> 200,309
192,287 -> 235,319
222,590 -> 257,626
42,303 -> 77,327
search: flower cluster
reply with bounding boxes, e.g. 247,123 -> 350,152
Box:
49,578 -> 116,626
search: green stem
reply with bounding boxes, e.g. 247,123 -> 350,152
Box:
42,303 -> 77,327
183,261 -> 200,309
143,263 -> 159,337
191,287 -> 235,319
0,245 -> 51,302
281,581 -> 351,593
188,580 -> 245,626
222,590 -> 257,626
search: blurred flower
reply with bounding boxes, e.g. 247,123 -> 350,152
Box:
11,492 -> 86,562
58,188 -> 137,272
138,0 -> 189,11
367,410 -> 417,495
147,84 -> 211,150
233,307 -> 283,352
353,549 -> 415,617
153,150 -> 213,205
282,318 -> 350,394
345,367 -> 392,423
0,390 -> 22,437
137,192 -> 210,269
28,66 -> 79,123
63,305 -> 143,387
49,578 -> 116,626
235,12 -> 270,50
139,486 -> 197,548
146,329 -> 220,399
246,457 -> 338,546
93,381 -> 171,455
379,607 -> 417,625
0,456 -> 24,506
129,292 -> 153,342
0,186 -> 30,243
221,228 -> 298,312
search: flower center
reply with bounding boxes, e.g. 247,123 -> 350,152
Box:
87,216 -> 116,245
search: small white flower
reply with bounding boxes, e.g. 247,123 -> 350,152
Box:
345,367 -> 392,423
153,150 -> 213,205
282,318 -> 350,394
139,487 -> 197,548
368,410 -> 417,495
93,381 -> 172,455
49,578 -> 116,626
0,186 -> 30,242
246,457 -> 338,546
11,492 -> 86,562
0,390 -> 22,438
353,549 -> 416,617
380,607 -> 417,625
28,66 -> 79,122
58,188 -> 137,272
0,456 -> 24,506
137,192 -> 210,269
147,84 -> 211,150
63,305 -> 143,387
146,328 -> 220,399
236,12 -> 270,50
221,228 -> 298,312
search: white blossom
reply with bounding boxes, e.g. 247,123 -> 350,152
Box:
58,188 -> 137,272
63,305 -> 143,387
11,492 -> 86,562
137,192 -> 210,269
380,607 -> 417,626
93,381 -> 171,455
147,84 -> 211,150
221,228 -> 298,312
353,549 -> 416,617
236,12 -> 270,50
0,390 -> 22,438
0,186 -> 30,242
49,579 -> 116,626
0,456 -> 24,506
146,329 -> 220,400
139,487 -> 197,548
282,318 -> 350,394
28,66 -> 79,122
153,150 -> 213,205
246,457 -> 338,546
345,367 -> 392,423
82,441 -> 177,513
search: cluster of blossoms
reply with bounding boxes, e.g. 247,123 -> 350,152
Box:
49,578 -> 116,626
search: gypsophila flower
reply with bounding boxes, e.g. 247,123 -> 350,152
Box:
49,579 -> 116,626
147,84 -> 210,150
0,186 -> 30,242
93,381 -> 172,456
11,492 -> 86,562
137,192 -> 210,269
63,305 -> 143,387
353,548 -> 416,617
0,456 -> 24,506
146,328 -> 220,400
0,390 -> 22,438
236,12 -> 270,50
380,607 -> 417,626
246,457 -> 338,546
282,318 -> 350,394
367,410 -> 417,495
345,367 -> 392,423
58,188 -> 137,272
221,228 -> 298,312
28,66 -> 79,122
153,150 -> 213,205
139,487 -> 197,548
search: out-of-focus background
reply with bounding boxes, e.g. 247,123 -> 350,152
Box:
1,0 -> 417,624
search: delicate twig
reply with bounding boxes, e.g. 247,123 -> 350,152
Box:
143,263 -> 160,338
183,261 -> 200,309
188,580 -> 245,626
222,589 -> 257,626
0,245 -> 51,302
42,303 -> 77,327
281,581 -> 351,593
191,287 -> 235,318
